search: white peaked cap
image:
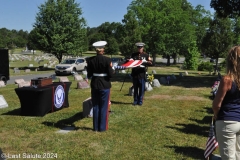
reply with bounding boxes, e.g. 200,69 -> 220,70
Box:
135,42 -> 145,47
92,41 -> 107,48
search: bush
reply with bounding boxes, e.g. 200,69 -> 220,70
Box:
198,61 -> 214,72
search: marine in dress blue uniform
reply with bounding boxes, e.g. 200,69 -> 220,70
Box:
87,41 -> 114,132
131,42 -> 152,106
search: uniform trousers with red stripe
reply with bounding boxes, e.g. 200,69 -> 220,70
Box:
91,88 -> 110,132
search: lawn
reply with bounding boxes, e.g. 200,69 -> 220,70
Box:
0,64 -> 219,160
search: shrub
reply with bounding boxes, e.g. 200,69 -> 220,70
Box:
198,61 -> 214,72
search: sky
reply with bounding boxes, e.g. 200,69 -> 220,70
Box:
0,0 -> 214,32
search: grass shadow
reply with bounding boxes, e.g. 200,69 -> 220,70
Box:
189,115 -> 213,125
42,112 -> 85,129
166,123 -> 209,137
165,145 -> 204,160
1,108 -> 21,116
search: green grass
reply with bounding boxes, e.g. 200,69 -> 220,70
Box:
0,65 -> 220,159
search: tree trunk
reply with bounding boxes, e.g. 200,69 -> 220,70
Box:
152,52 -> 156,66
167,55 -> 170,66
214,58 -> 219,74
173,53 -> 177,64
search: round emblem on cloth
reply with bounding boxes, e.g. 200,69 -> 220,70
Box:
54,85 -> 65,108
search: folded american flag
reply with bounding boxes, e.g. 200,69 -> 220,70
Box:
204,119 -> 218,159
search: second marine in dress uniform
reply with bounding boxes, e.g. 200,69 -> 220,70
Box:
131,42 -> 152,106
87,41 -> 114,132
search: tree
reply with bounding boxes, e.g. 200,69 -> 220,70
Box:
202,15 -> 234,71
87,32 -> 106,51
97,22 -> 121,55
232,17 -> 240,45
120,0 -> 197,66
160,0 -> 195,65
118,10 -> 142,58
210,0 -> 240,18
105,37 -> 119,56
183,41 -> 200,70
191,5 -> 212,55
28,28 -> 39,54
0,28 -> 10,48
31,0 -> 87,63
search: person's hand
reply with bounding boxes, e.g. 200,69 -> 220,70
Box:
213,114 -> 217,120
147,61 -> 152,65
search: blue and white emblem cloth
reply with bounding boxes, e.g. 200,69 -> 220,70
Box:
54,85 -> 65,108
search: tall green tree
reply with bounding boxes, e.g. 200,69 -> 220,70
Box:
183,41 -> 200,70
191,5 -> 212,55
87,22 -> 121,55
120,0 -> 197,65
202,15 -> 234,71
160,0 -> 195,65
30,0 -> 87,63
119,10 -> 142,58
232,17 -> 240,45
211,0 -> 240,18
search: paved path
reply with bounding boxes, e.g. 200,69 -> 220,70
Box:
8,72 -> 56,84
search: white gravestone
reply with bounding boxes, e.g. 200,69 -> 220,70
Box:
77,81 -> 90,89
83,97 -> 92,118
74,75 -> 83,81
153,79 -> 161,87
0,95 -> 8,108
82,71 -> 87,76
145,82 -> 153,91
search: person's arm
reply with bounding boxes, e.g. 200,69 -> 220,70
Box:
147,56 -> 152,65
145,54 -> 152,65
86,59 -> 93,79
108,60 -> 114,78
212,76 -> 232,119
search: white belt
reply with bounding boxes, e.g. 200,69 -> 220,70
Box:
93,73 -> 107,77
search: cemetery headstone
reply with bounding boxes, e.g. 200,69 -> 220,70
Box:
25,69 -> 31,72
171,74 -> 176,80
0,95 -> 8,108
159,77 -> 167,85
82,97 -> 92,118
74,75 -> 83,81
145,82 -> 153,91
77,81 -> 90,89
0,81 -> 6,87
129,86 -> 134,96
14,68 -> 20,73
153,79 -> 161,87
82,71 -> 87,76
59,77 -> 69,82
